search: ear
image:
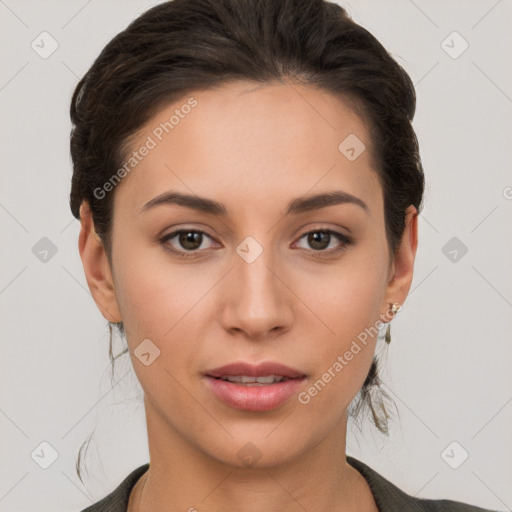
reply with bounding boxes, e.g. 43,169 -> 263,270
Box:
78,201 -> 122,323
382,205 -> 419,313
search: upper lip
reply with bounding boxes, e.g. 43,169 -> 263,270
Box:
205,361 -> 306,379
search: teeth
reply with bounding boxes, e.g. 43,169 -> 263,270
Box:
220,375 -> 287,384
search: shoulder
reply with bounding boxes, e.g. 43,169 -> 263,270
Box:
79,463 -> 149,512
346,456 -> 498,512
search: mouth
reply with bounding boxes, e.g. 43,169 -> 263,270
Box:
204,360 -> 306,380
210,374 -> 295,385
203,361 -> 307,411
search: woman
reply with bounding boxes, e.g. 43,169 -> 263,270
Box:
69,0 -> 497,510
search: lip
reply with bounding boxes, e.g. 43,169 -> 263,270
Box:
203,361 -> 307,411
205,361 -> 306,379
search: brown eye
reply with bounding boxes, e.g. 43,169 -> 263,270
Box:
160,229 -> 216,257
296,229 -> 351,253
177,231 -> 203,250
307,231 -> 331,250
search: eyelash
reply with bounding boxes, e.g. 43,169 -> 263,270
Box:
159,228 -> 352,259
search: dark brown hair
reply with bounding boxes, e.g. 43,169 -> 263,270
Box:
69,0 -> 424,482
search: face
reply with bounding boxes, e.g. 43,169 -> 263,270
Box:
79,80 -> 417,469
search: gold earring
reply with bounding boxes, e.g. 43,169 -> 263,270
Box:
385,302 -> 402,344
391,302 -> 402,314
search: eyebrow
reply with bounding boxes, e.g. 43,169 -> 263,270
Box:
140,190 -> 368,216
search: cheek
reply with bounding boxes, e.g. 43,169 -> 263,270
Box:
292,245 -> 388,409
112,237 -> 205,335
110,241 -> 225,383
295,284 -> 381,423
295,244 -> 388,341
110,246 -> 210,407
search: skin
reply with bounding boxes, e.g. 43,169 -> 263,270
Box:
79,80 -> 418,511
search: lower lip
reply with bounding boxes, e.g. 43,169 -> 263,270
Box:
203,376 -> 306,411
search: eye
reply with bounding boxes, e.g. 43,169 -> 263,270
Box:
159,227 -> 352,259
160,229 -> 217,258
294,229 -> 352,254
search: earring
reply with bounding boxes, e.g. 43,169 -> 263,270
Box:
385,302 -> 402,344
391,302 -> 402,314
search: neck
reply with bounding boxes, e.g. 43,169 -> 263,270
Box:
128,399 -> 378,512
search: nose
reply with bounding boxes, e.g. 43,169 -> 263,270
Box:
220,239 -> 293,340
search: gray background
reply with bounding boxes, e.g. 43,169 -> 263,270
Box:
1,0 -> 511,510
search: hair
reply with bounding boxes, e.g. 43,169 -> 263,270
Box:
69,0 -> 424,483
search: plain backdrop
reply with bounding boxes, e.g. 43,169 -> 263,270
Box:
1,0 -> 511,510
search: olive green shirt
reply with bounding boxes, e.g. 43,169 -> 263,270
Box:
80,456 -> 498,511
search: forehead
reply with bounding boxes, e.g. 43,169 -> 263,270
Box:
112,80 -> 382,219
